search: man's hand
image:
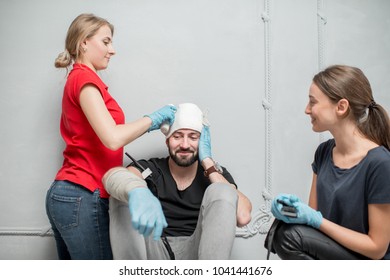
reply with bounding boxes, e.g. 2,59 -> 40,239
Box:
128,187 -> 168,240
198,125 -> 212,162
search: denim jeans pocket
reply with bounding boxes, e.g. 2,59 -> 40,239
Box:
49,193 -> 81,230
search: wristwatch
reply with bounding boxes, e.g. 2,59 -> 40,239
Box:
204,161 -> 223,177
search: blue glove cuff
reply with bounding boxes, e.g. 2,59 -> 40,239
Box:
310,211 -> 323,229
128,187 -> 149,196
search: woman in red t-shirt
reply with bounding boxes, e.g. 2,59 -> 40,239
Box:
45,13 -> 176,260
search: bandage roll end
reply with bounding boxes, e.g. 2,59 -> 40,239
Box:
160,121 -> 170,135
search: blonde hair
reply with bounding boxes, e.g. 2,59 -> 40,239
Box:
55,13 -> 114,68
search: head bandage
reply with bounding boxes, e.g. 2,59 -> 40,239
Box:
162,103 -> 208,138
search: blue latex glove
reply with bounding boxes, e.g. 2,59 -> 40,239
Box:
198,125 -> 212,162
293,201 -> 323,229
128,187 -> 168,240
271,193 -> 299,223
271,193 -> 323,229
146,105 -> 177,132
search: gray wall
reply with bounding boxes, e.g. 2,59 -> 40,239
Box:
0,0 -> 389,260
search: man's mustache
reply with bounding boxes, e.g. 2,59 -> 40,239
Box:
176,148 -> 195,153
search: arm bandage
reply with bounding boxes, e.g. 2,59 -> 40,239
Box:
103,168 -> 148,203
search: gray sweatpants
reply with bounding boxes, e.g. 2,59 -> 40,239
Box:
108,183 -> 238,260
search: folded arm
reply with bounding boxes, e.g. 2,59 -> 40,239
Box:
201,157 -> 252,227
199,126 -> 252,227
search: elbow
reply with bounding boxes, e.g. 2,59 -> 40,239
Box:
362,243 -> 388,260
105,143 -> 122,151
236,196 -> 253,227
370,249 -> 387,260
370,254 -> 384,260
371,255 -> 384,260
237,211 -> 252,228
101,137 -> 124,151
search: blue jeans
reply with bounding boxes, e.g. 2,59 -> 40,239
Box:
45,180 -> 113,260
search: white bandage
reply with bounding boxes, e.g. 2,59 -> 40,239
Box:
162,103 -> 208,138
103,168 -> 147,203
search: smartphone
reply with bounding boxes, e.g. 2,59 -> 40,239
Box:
277,199 -> 298,218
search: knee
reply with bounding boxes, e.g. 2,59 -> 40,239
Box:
272,223 -> 306,260
203,183 -> 238,208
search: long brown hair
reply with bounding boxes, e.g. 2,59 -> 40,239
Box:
54,13 -> 114,69
313,65 -> 390,150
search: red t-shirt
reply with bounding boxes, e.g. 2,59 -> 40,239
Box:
55,64 -> 125,198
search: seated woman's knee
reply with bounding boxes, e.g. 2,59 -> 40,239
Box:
273,223 -> 312,260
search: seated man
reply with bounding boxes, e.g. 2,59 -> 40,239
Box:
103,103 -> 252,260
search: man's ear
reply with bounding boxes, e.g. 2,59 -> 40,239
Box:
336,98 -> 350,117
165,138 -> 169,147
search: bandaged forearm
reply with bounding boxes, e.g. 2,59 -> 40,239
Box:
103,168 -> 147,203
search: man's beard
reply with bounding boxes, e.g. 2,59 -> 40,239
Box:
169,148 -> 198,167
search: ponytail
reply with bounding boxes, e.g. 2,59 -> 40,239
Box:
359,102 -> 390,151
54,49 -> 72,68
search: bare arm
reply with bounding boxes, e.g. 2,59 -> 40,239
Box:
79,85 -> 152,151
308,172 -> 390,259
202,158 -> 252,227
319,204 -> 390,259
308,174 -> 318,209
235,189 -> 252,227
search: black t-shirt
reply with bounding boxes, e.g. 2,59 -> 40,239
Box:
312,139 -> 390,259
132,157 -> 236,236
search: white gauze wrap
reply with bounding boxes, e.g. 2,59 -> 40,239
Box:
163,103 -> 207,138
103,168 -> 147,202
